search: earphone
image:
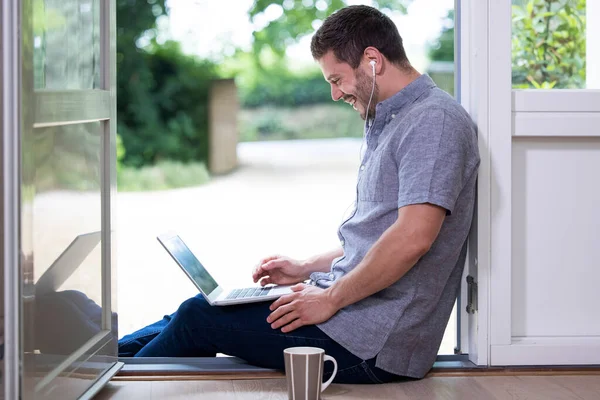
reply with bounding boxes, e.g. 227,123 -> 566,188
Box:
360,60 -> 377,161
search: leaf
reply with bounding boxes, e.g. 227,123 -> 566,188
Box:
512,0 -> 585,89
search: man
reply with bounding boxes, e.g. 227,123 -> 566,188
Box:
119,5 -> 480,383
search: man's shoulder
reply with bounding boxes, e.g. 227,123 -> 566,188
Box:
406,88 -> 472,125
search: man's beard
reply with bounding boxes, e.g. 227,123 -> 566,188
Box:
354,67 -> 379,121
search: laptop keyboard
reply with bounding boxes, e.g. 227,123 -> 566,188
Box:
225,287 -> 272,300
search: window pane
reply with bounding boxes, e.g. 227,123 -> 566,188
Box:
33,0 -> 101,89
512,0 -> 589,89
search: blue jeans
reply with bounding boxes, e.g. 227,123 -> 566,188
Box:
118,294 -> 406,384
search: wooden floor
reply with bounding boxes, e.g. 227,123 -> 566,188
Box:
96,375 -> 600,399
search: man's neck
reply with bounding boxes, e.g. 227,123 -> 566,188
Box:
377,66 -> 421,103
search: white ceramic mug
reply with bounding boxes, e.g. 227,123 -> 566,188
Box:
283,347 -> 338,400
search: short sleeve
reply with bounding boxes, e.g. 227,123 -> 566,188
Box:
396,109 -> 478,215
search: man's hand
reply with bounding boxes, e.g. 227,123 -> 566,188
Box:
252,255 -> 309,286
267,284 -> 339,333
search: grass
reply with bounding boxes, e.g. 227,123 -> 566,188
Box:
117,160 -> 210,192
239,103 -> 364,142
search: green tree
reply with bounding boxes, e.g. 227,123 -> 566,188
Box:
116,0 -> 421,167
235,1 -> 416,106
428,9 -> 454,62
512,0 -> 586,88
116,0 -> 166,167
117,0 -> 217,167
249,0 -> 412,63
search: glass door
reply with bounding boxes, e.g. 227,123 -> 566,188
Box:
3,0 -> 121,398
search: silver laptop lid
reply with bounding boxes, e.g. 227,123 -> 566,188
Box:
157,233 -> 219,296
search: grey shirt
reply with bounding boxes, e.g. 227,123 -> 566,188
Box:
310,75 -> 480,379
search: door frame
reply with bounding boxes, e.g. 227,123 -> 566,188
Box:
2,0 -> 23,398
464,0 -> 600,367
2,0 -> 122,398
458,0 -> 510,367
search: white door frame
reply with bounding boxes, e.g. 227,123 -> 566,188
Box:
464,0 -> 600,366
459,0 -> 512,367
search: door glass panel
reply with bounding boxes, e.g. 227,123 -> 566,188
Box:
33,0 -> 101,89
511,0 -> 594,89
24,121 -> 117,397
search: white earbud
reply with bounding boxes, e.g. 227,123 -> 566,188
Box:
369,60 -> 376,75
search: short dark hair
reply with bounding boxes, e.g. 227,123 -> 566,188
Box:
310,5 -> 409,69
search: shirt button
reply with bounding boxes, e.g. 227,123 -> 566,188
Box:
391,114 -> 396,119
340,240 -> 345,246
329,273 -> 335,279
360,165 -> 365,171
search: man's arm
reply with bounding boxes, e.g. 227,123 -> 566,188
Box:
252,247 -> 343,286
327,204 -> 445,309
267,204 -> 445,332
302,247 -> 344,275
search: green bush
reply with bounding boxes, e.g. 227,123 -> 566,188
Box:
512,0 -> 586,88
117,1 -> 217,169
239,104 -> 364,142
117,41 -> 218,168
117,160 -> 210,192
241,69 -> 332,108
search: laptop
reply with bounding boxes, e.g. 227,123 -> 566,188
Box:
35,231 -> 102,296
157,232 -> 293,306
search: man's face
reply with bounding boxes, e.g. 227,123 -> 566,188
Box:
318,51 -> 378,120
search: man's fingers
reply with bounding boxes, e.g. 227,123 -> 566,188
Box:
252,255 -> 281,281
269,293 -> 295,312
253,265 -> 267,281
267,302 -> 293,323
291,283 -> 305,292
262,260 -> 284,271
281,319 -> 305,333
253,262 -> 274,281
252,265 -> 263,282
260,255 -> 280,266
258,277 -> 272,287
270,310 -> 299,330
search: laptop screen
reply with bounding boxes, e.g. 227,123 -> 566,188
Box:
162,236 -> 219,295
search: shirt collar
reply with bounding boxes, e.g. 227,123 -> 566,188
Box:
374,74 -> 437,120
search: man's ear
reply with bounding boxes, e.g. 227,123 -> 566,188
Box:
363,47 -> 382,74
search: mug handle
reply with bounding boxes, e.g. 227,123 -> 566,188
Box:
321,355 -> 338,392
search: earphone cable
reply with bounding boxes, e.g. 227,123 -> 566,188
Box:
359,66 -> 377,161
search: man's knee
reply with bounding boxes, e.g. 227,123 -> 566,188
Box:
175,295 -> 210,319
